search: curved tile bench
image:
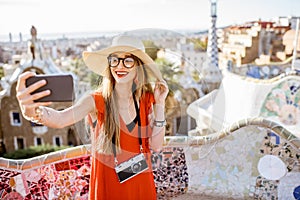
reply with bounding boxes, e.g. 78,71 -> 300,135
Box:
187,70 -> 300,137
0,117 -> 299,199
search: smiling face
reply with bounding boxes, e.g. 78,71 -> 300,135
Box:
109,52 -> 138,84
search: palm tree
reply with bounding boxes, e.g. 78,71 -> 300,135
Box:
155,57 -> 186,135
155,57 -> 184,93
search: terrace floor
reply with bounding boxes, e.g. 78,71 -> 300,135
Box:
171,193 -> 241,200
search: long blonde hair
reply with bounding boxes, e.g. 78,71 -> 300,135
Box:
95,58 -> 153,155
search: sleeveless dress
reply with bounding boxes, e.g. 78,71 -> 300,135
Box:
89,92 -> 157,200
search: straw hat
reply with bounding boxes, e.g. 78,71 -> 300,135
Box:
82,35 -> 163,81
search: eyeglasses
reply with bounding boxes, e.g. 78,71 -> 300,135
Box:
107,55 -> 136,68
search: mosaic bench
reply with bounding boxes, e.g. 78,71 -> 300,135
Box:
187,69 -> 300,139
0,145 -> 188,199
0,118 -> 299,199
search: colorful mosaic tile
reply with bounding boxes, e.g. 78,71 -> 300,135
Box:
0,119 -> 299,199
0,149 -> 188,199
261,78 -> 300,126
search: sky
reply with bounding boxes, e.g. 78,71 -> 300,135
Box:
0,0 -> 299,40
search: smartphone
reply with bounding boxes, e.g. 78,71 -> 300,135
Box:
25,74 -> 75,102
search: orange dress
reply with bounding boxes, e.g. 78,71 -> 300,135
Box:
89,92 -> 157,200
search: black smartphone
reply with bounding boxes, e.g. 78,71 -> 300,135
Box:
25,74 -> 75,102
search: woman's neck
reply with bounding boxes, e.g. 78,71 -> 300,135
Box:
115,83 -> 133,99
115,83 -> 137,123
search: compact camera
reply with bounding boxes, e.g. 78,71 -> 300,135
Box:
115,153 -> 149,183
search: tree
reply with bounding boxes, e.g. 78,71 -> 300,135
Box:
187,38 -> 207,51
0,66 -> 4,80
155,57 -> 184,93
143,40 -> 159,61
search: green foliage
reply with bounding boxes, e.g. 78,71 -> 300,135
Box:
3,144 -> 69,159
187,38 -> 207,51
155,57 -> 184,93
143,40 -> 159,61
0,66 -> 4,79
90,73 -> 103,89
191,70 -> 200,82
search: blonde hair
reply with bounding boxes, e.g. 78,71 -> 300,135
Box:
95,58 -> 153,155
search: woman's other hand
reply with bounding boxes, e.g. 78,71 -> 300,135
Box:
154,79 -> 169,105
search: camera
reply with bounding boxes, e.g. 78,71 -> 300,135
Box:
115,153 -> 149,183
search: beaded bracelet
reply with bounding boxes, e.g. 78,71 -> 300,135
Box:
153,120 -> 166,127
30,106 -> 44,124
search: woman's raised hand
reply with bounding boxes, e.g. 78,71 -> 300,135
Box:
16,71 -> 52,120
153,79 -> 169,105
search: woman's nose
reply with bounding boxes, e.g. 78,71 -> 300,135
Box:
116,60 -> 125,68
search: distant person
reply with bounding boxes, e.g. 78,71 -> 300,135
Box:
16,34 -> 169,199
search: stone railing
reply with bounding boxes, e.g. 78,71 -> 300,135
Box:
0,118 -> 299,199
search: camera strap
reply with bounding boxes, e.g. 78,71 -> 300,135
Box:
112,95 -> 143,165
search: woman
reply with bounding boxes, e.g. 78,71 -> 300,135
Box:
16,35 -> 169,199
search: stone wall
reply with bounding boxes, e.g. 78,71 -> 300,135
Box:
0,118 -> 298,199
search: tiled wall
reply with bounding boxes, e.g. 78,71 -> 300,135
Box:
184,125 -> 299,199
0,118 -> 299,200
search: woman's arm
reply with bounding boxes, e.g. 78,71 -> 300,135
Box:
16,71 -> 96,128
149,80 -> 169,151
150,103 -> 166,152
37,94 -> 95,128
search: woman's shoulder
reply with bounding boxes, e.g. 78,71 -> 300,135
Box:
92,91 -> 105,111
92,91 -> 104,98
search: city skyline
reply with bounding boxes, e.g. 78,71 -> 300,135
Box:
0,0 -> 299,41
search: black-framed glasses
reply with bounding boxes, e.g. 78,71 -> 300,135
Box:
107,55 -> 136,68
